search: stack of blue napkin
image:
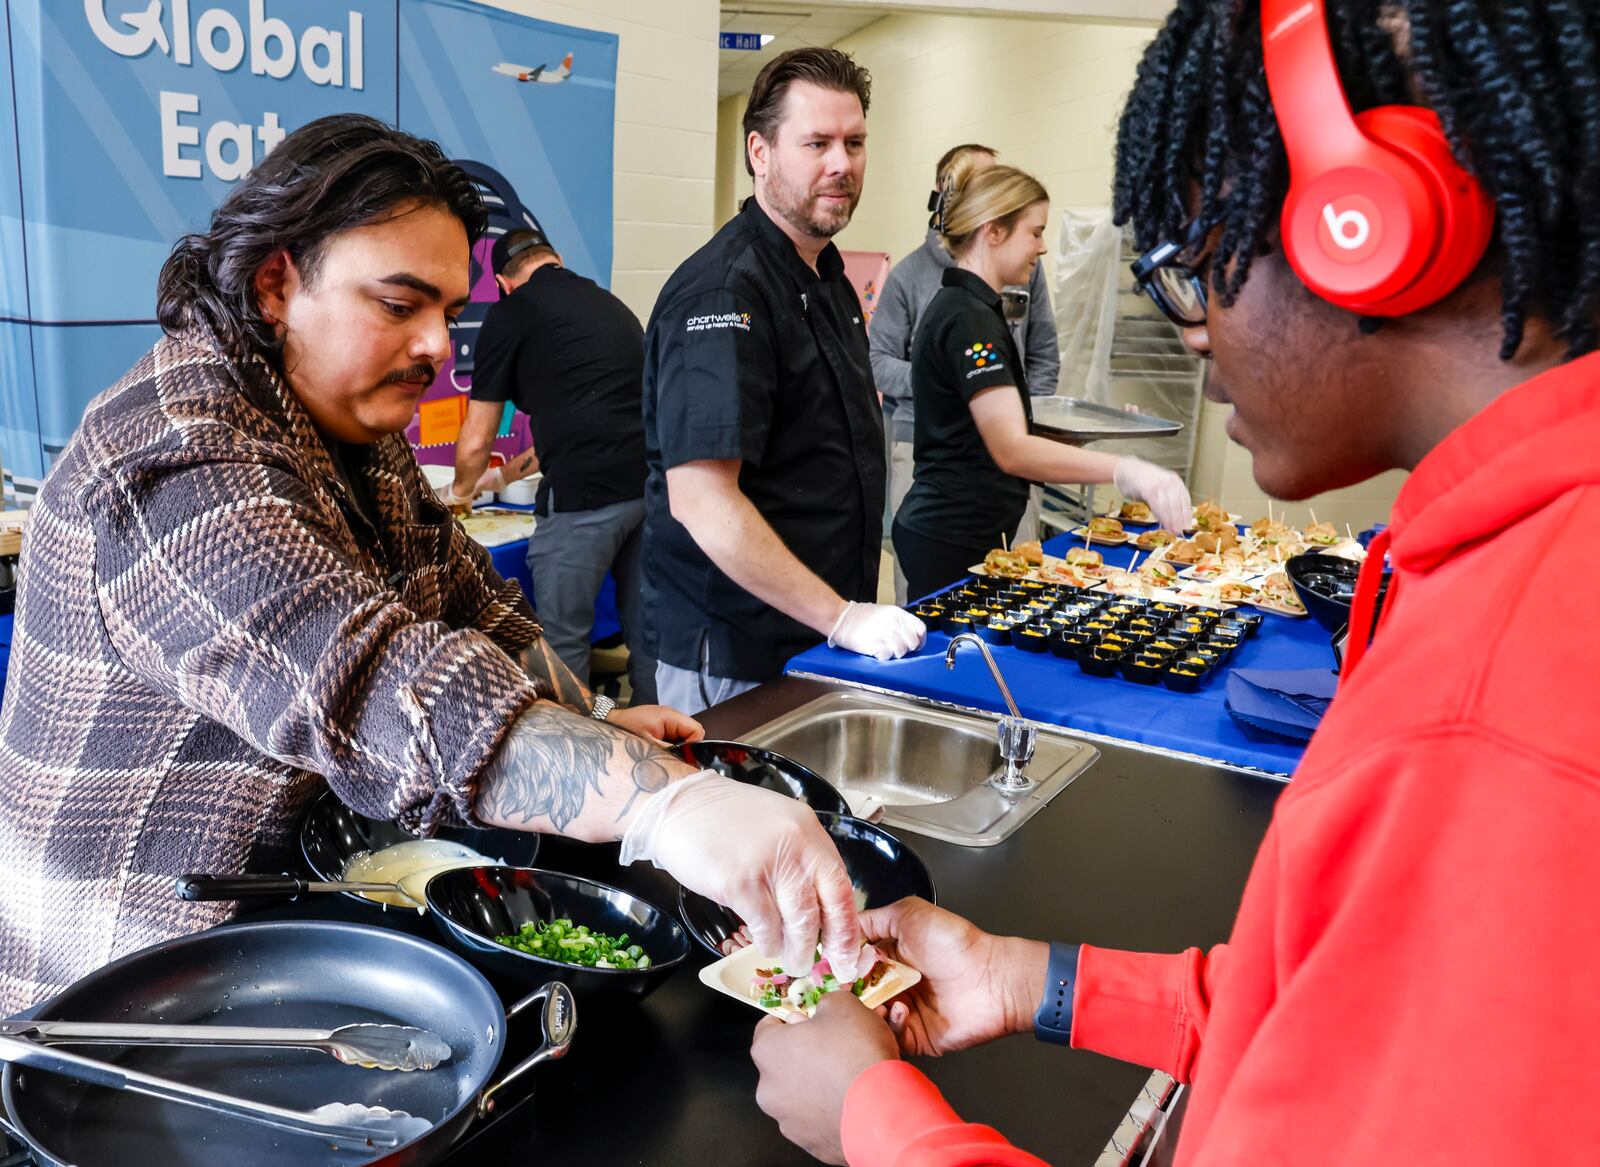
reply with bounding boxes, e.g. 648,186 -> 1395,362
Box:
1225,667 -> 1339,743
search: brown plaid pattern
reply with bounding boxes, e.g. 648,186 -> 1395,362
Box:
0,330 -> 550,1015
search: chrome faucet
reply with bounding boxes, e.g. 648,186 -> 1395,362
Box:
944,634 -> 1037,796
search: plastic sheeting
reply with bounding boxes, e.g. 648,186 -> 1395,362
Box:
1051,207 -> 1125,405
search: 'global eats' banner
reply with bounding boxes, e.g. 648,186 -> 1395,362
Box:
87,2 -> 368,181
0,0 -> 618,486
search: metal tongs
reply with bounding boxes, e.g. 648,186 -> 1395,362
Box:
0,1019 -> 452,1072
0,1034 -> 432,1151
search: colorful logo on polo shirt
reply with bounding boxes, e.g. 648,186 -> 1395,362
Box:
685,311 -> 752,334
965,342 -> 996,368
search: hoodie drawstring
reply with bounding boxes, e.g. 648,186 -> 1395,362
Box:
1341,528 -> 1394,681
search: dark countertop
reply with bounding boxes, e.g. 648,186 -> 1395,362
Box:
443,678 -> 1283,1166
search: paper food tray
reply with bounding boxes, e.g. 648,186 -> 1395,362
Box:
1069,526 -> 1132,546
699,945 -> 922,1022
968,557 -> 1108,589
1248,595 -> 1309,618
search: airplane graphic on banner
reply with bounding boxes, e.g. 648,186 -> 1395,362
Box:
492,51 -> 571,83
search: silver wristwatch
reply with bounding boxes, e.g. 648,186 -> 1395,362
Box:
589,695 -> 616,721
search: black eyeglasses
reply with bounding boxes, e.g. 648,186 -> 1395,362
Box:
1131,222 -> 1211,328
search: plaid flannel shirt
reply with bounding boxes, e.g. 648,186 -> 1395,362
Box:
0,330 -> 549,1014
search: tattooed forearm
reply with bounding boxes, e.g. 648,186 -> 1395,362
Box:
477,703 -> 611,831
505,449 -> 539,480
617,734 -> 673,821
476,702 -> 692,839
521,636 -> 591,713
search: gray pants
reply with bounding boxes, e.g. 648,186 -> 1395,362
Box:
654,661 -> 759,717
886,436 -> 1040,604
526,496 -> 656,705
887,437 -> 916,605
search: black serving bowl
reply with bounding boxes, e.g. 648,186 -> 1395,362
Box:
1122,655 -> 1167,685
1162,664 -> 1209,693
1225,611 -> 1264,638
943,614 -> 975,636
1050,631 -> 1084,658
1013,626 -> 1051,653
1078,645 -> 1125,677
677,740 -> 849,815
1284,553 -> 1389,633
426,866 -> 689,1000
978,620 -> 1013,646
678,812 -> 937,958
299,789 -> 540,909
1207,625 -> 1244,647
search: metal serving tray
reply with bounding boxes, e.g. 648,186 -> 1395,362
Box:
1031,396 -> 1183,443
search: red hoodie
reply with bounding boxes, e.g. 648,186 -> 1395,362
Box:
842,355 -> 1600,1166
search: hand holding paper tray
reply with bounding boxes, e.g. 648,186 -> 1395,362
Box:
700,944 -> 921,1023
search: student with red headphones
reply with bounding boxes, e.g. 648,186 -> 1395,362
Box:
750,2 -> 1600,1163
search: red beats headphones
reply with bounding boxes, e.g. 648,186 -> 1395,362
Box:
1261,0 -> 1495,316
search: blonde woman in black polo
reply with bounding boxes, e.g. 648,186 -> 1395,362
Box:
891,160 -> 1191,600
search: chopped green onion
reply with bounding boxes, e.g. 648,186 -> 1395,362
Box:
493,917 -> 651,970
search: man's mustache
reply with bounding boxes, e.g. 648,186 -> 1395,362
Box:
382,363 -> 437,385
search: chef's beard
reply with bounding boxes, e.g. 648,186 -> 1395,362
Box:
764,153 -> 859,239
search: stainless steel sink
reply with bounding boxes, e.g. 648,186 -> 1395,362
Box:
743,689 -> 1097,846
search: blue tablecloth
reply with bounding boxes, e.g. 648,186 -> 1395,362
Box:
481,503 -> 622,643
785,534 -> 1327,776
0,613 -> 11,710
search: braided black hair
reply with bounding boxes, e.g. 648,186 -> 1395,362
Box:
1113,0 -> 1600,360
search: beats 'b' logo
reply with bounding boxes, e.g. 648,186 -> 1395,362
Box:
1317,194 -> 1382,264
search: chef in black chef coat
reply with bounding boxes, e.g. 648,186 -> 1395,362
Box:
641,47 -> 925,714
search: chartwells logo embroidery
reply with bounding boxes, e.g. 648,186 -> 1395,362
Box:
963,341 -> 1003,379
685,312 -> 752,333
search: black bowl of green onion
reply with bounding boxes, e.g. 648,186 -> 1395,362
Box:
425,866 -> 690,1001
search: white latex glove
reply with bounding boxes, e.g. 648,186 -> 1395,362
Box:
827,602 -> 927,661
474,467 -> 508,494
435,482 -> 478,510
620,770 -> 865,980
1113,456 -> 1193,535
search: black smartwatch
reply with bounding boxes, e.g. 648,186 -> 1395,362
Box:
1032,942 -> 1079,1046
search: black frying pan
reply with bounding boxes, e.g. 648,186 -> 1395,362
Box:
0,921 -> 573,1166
